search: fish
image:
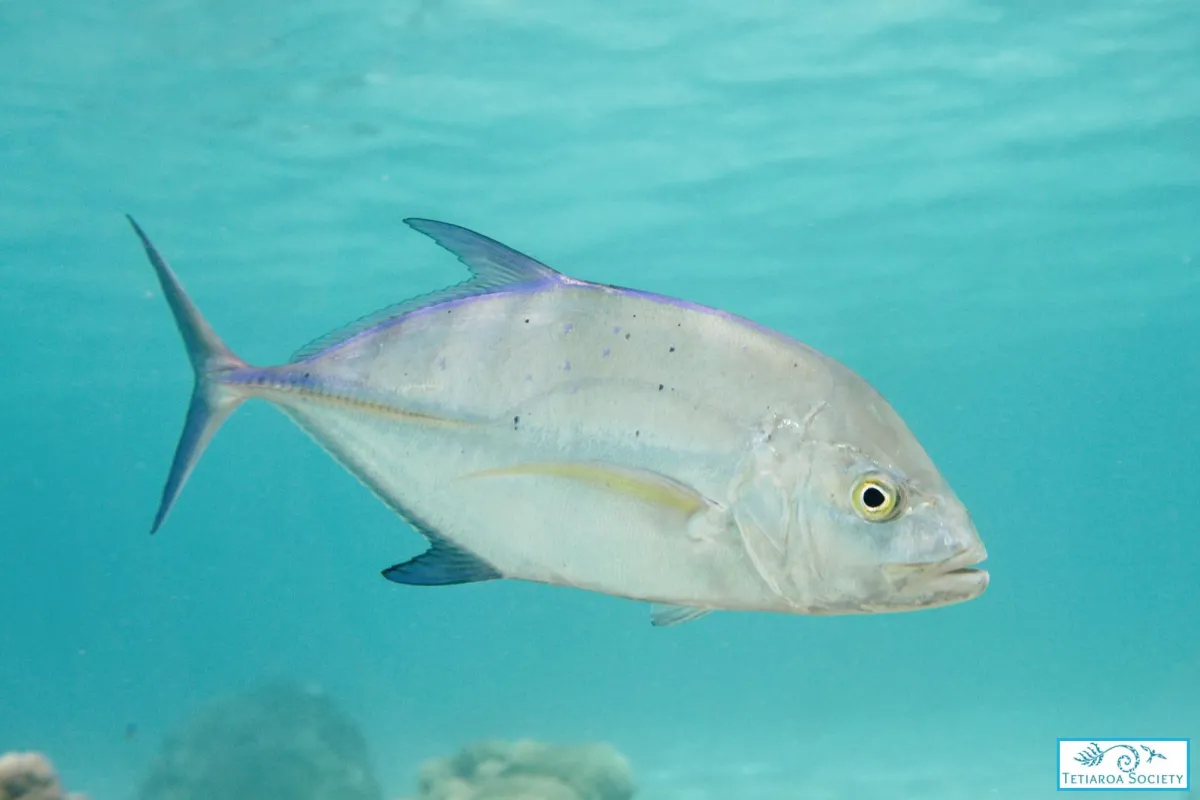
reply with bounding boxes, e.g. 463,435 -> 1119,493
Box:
128,215 -> 988,626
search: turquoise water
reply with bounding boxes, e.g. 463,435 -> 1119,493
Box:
2,0 -> 1198,798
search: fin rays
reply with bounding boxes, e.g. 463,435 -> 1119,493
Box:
382,529 -> 502,586
289,219 -> 564,362
279,406 -> 505,587
650,604 -> 712,627
127,215 -> 248,533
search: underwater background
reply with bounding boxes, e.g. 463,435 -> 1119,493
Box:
2,0 -> 1198,798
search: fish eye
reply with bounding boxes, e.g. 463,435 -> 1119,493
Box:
851,473 -> 903,522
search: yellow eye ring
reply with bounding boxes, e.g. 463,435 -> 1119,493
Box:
851,473 -> 903,522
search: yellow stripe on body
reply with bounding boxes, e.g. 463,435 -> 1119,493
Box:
465,461 -> 709,516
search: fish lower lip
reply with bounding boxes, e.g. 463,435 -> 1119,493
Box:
891,552 -> 986,578
925,564 -> 990,600
884,545 -> 990,602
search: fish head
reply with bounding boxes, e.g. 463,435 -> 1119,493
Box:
758,368 -> 988,614
799,444 -> 988,614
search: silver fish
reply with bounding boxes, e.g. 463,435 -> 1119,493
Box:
129,215 -> 988,626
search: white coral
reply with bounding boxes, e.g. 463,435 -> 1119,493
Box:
0,752 -> 87,800
409,740 -> 634,800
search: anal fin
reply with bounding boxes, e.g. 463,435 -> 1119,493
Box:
382,519 -> 502,587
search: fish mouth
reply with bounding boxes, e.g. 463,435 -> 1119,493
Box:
885,546 -> 989,599
863,548 -> 988,613
889,547 -> 986,577
930,547 -> 988,577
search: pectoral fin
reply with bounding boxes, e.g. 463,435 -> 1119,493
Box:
464,461 -> 713,517
650,603 -> 712,627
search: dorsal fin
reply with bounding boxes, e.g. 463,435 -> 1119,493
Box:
289,219 -> 563,362
403,218 -> 563,284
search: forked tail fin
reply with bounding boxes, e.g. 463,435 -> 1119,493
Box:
127,215 -> 248,533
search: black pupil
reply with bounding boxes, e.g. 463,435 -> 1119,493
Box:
862,485 -> 887,509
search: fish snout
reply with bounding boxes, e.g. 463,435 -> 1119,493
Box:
880,506 -> 989,607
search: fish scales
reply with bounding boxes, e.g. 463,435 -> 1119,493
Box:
128,215 -> 988,625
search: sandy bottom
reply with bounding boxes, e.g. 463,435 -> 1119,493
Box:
58,702 -> 1195,800
591,705 -> 1191,800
